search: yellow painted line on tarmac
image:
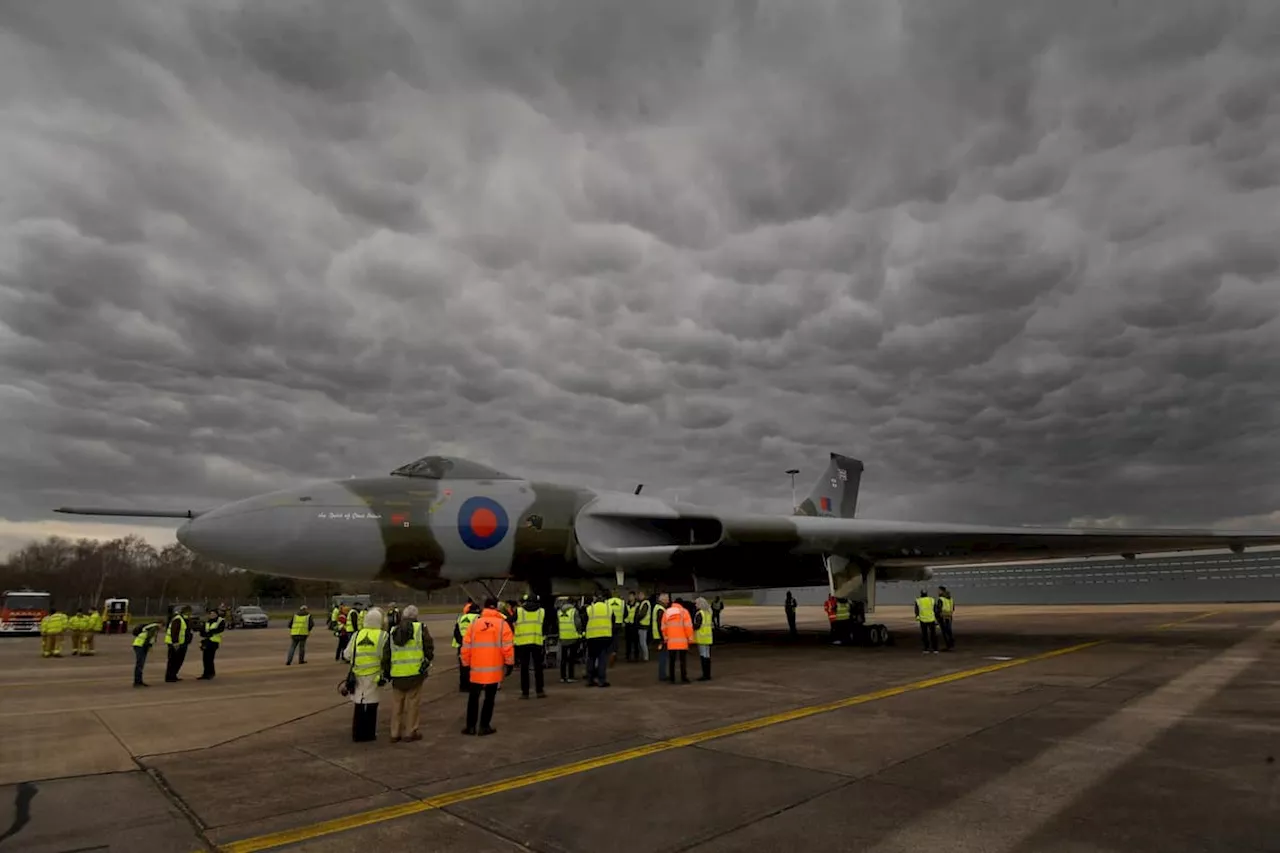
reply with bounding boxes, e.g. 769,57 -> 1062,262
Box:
1152,609 -> 1223,630
213,639 -> 1104,853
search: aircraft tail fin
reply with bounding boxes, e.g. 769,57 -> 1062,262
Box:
795,453 -> 864,519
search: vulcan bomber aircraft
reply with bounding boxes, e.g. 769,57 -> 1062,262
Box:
56,452 -> 1280,622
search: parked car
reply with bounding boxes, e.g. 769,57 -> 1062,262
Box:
232,605 -> 269,629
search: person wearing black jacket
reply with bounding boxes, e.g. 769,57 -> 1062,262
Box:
164,605 -> 193,683
197,607 -> 226,679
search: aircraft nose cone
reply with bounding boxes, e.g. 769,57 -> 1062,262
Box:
173,494 -> 297,570
175,519 -> 197,550
172,481 -> 387,576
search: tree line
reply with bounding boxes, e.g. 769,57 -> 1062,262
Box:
0,534 -> 415,608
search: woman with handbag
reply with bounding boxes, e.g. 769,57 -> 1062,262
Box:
341,606 -> 386,742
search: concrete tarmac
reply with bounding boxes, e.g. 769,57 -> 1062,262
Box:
0,605 -> 1277,852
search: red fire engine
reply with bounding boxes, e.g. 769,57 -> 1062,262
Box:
0,589 -> 52,635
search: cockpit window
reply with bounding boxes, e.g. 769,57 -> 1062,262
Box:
389,455 -> 515,480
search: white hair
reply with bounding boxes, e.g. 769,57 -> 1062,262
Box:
362,607 -> 384,629
402,605 -> 419,621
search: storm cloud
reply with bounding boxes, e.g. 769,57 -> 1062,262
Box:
3,0 -> 1280,556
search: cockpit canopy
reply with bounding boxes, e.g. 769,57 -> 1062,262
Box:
389,455 -> 516,480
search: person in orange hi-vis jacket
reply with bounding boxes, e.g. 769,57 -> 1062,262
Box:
660,598 -> 694,684
460,597 -> 515,736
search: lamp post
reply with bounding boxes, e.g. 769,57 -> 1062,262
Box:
785,469 -> 800,512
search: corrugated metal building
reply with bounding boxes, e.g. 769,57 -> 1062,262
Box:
752,549 -> 1280,606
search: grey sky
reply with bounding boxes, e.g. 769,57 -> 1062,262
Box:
3,0 -> 1280,557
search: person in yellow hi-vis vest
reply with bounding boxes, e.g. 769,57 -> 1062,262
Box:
606,590 -> 625,666
343,607 -> 386,742
557,598 -> 582,683
84,606 -> 103,655
382,605 -> 433,742
584,591 -> 613,687
198,606 -> 226,679
287,605 -> 314,665
693,596 -> 714,681
513,593 -> 547,699
131,620 -> 162,687
335,604 -> 353,661
623,592 -> 639,662
165,605 -> 193,681
915,590 -> 938,654
452,602 -> 480,693
936,586 -> 955,651
635,594 -> 652,663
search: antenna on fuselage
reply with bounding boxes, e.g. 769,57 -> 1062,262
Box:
634,484 -> 644,495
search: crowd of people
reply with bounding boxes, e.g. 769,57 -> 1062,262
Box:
333,589 -> 720,741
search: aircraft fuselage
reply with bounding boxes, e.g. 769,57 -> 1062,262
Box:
176,473 -> 600,592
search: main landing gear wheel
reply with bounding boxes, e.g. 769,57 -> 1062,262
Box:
868,624 -> 890,647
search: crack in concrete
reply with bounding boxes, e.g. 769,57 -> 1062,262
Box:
0,780 -> 37,848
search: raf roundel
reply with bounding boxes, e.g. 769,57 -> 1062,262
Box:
457,496 -> 510,551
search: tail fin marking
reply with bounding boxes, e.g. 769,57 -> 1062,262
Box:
795,453 -> 864,519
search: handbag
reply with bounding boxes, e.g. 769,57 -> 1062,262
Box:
338,652 -> 357,696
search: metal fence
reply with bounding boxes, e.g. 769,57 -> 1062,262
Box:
60,588 -> 475,618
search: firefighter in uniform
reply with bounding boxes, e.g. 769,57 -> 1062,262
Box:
69,608 -> 87,656
557,598 -> 582,683
132,620 -> 162,686
85,606 -> 102,655
915,589 -> 939,654
198,606 -> 225,679
513,594 -> 547,699
40,606 -> 68,658
165,605 -> 192,681
453,602 -> 479,692
287,605 -> 314,664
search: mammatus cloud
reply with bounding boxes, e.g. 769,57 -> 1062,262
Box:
3,0 -> 1280,558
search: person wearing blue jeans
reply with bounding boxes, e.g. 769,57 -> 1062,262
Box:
586,637 -> 611,687
131,621 -> 162,687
